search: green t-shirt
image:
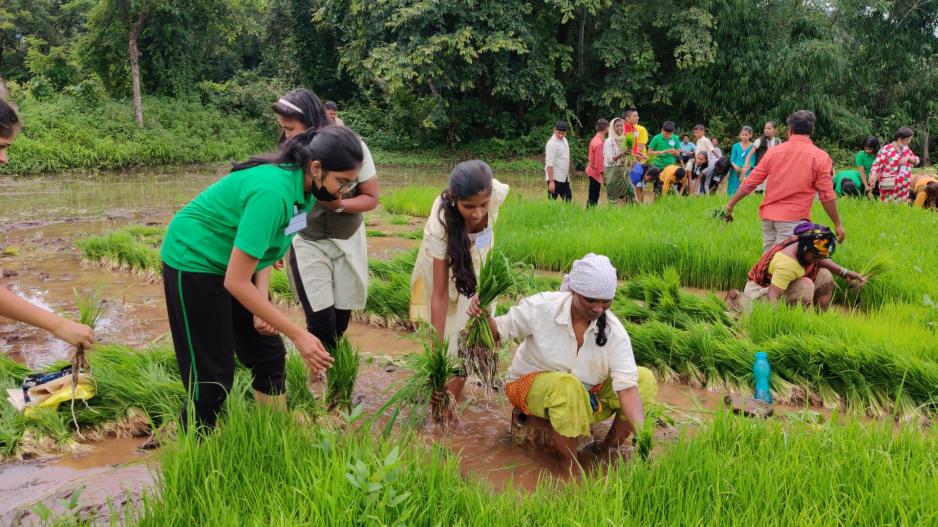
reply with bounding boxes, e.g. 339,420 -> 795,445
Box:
161,164 -> 313,275
855,150 -> 875,175
647,133 -> 681,168
834,170 -> 863,195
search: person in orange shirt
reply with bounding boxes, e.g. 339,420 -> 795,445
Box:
725,110 -> 845,254
586,119 -> 609,207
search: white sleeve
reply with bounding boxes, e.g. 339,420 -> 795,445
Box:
357,140 -> 377,183
603,140 -> 615,167
608,332 -> 639,392
494,295 -> 539,342
545,141 -> 556,168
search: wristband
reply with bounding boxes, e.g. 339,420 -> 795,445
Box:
841,268 -> 849,278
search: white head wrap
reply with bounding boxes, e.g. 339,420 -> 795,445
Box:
559,253 -> 618,300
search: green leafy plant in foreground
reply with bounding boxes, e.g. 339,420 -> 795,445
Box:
458,251 -> 514,389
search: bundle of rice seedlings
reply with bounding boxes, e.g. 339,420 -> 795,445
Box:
376,337 -> 462,429
707,207 -> 733,224
76,227 -> 163,278
325,337 -> 360,413
457,251 -> 514,389
69,289 -> 106,434
635,418 -> 654,461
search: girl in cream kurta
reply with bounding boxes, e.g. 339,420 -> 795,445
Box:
410,170 -> 509,358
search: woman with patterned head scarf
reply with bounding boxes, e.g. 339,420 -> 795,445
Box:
727,223 -> 868,313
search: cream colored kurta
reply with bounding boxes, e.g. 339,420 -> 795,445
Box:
409,179 -> 509,355
495,291 -> 640,392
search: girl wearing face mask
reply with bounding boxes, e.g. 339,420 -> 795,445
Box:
160,126 -> 363,430
410,160 -> 509,401
273,89 -> 380,354
870,127 -> 920,204
0,98 -> 97,351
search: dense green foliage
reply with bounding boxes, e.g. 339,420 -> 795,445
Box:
2,0 -> 935,165
0,94 -> 274,174
143,401 -> 938,526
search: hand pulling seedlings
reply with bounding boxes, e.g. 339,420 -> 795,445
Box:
457,251 -> 514,390
70,289 -> 106,437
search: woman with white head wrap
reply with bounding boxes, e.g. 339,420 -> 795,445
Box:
469,253 -> 657,470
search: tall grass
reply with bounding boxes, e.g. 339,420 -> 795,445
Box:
380,186 -> 440,217
494,194 -> 938,308
325,337 -> 360,412
143,403 -> 938,526
76,226 -> 163,277
1,95 -> 274,174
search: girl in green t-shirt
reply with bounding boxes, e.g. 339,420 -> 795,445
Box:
855,136 -> 880,196
161,126 -> 364,429
0,98 -> 97,352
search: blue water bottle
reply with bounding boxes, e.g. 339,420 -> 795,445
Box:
753,352 -> 772,404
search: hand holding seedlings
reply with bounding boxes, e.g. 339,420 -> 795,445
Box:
293,332 -> 333,373
253,316 -> 278,336
53,318 -> 96,349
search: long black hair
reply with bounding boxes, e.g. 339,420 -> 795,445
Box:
862,136 -> 880,152
272,89 -> 332,145
231,125 -> 363,174
893,127 -> 914,141
0,98 -> 19,139
439,160 -> 493,297
753,121 -> 776,163
595,312 -> 608,346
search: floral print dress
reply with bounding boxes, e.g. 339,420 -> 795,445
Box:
870,143 -> 920,203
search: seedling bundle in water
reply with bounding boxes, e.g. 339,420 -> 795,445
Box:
458,251 -> 514,390
376,336 -> 462,430
325,337 -> 360,413
70,289 -> 106,434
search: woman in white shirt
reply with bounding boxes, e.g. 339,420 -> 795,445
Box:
410,160 -> 509,401
470,253 -> 657,470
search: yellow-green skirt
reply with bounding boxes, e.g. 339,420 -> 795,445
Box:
523,368 -> 657,438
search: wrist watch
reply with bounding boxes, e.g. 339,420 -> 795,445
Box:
334,199 -> 344,213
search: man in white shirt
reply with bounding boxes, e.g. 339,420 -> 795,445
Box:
545,120 -> 572,201
470,253 -> 657,469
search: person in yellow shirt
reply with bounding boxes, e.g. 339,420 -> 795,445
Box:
726,223 -> 867,313
910,174 -> 937,209
621,109 -> 649,201
642,165 -> 688,199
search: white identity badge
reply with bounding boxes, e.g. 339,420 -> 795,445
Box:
474,227 -> 493,251
285,207 -> 308,235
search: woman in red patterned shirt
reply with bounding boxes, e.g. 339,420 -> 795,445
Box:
870,127 -> 920,204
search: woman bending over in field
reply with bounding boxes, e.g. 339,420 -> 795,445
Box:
410,161 -> 509,401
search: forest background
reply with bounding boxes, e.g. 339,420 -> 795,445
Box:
1,0 -> 936,173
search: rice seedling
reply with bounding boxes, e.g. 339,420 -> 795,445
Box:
377,336 -> 462,429
388,215 -> 411,226
634,418 -> 654,461
325,337 -> 361,413
143,403 -> 938,526
706,206 -> 733,224
491,193 -> 938,308
366,228 -> 391,237
457,251 -> 514,389
76,226 -> 163,277
269,267 -> 295,304
380,186 -> 440,217
69,289 -> 107,434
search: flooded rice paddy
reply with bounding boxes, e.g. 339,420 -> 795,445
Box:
0,164 -> 828,521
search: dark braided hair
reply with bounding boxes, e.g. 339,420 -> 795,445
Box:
753,121 -> 776,164
595,312 -> 608,346
439,160 -> 493,297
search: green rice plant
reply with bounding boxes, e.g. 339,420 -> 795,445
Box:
388,215 -> 411,226
493,194 -> 938,308
143,403 -> 938,526
76,226 -> 163,277
458,251 -> 514,389
325,337 -> 360,413
366,228 -> 391,237
840,252 -> 895,307
368,250 -> 417,281
284,351 -> 319,414
363,270 -> 412,325
69,289 -> 107,434
634,418 -> 654,461
378,337 -> 462,428
269,267 -> 294,304
400,229 -> 424,240
380,186 -> 440,217
623,269 -> 730,328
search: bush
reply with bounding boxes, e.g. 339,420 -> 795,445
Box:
196,71 -> 290,121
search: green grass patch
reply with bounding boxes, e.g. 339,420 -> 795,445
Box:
380,186 -> 441,217
76,226 -> 164,276
142,401 -> 938,525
